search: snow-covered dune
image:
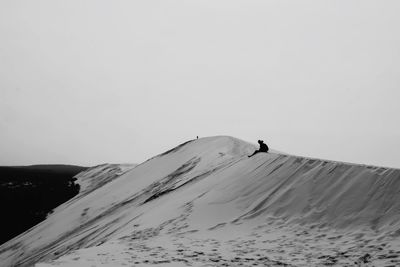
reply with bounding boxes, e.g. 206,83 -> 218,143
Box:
1,136 -> 399,266
74,163 -> 137,197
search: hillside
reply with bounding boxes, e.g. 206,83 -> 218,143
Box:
1,136 -> 399,266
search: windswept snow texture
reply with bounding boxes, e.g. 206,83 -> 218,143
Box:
74,163 -> 137,198
1,136 -> 400,267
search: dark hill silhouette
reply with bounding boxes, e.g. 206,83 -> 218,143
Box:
0,165 -> 88,245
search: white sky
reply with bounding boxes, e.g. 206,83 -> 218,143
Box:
1,0 -> 399,168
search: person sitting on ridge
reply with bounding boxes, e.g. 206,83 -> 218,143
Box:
248,140 -> 269,157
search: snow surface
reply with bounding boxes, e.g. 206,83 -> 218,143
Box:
1,136 -> 400,266
75,163 -> 137,196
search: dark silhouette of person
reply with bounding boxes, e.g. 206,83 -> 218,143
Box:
248,140 -> 269,157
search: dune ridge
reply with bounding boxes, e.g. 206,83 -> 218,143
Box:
1,136 -> 399,266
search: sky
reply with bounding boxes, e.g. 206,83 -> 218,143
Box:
1,0 -> 400,168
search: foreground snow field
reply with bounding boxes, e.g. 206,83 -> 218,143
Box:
1,136 -> 400,266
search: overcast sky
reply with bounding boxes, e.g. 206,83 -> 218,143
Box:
1,0 -> 399,168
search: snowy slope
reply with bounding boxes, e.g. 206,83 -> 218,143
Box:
74,163 -> 137,197
1,136 -> 400,266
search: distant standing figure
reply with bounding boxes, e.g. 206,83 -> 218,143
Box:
248,140 -> 269,157
196,136 -> 199,139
